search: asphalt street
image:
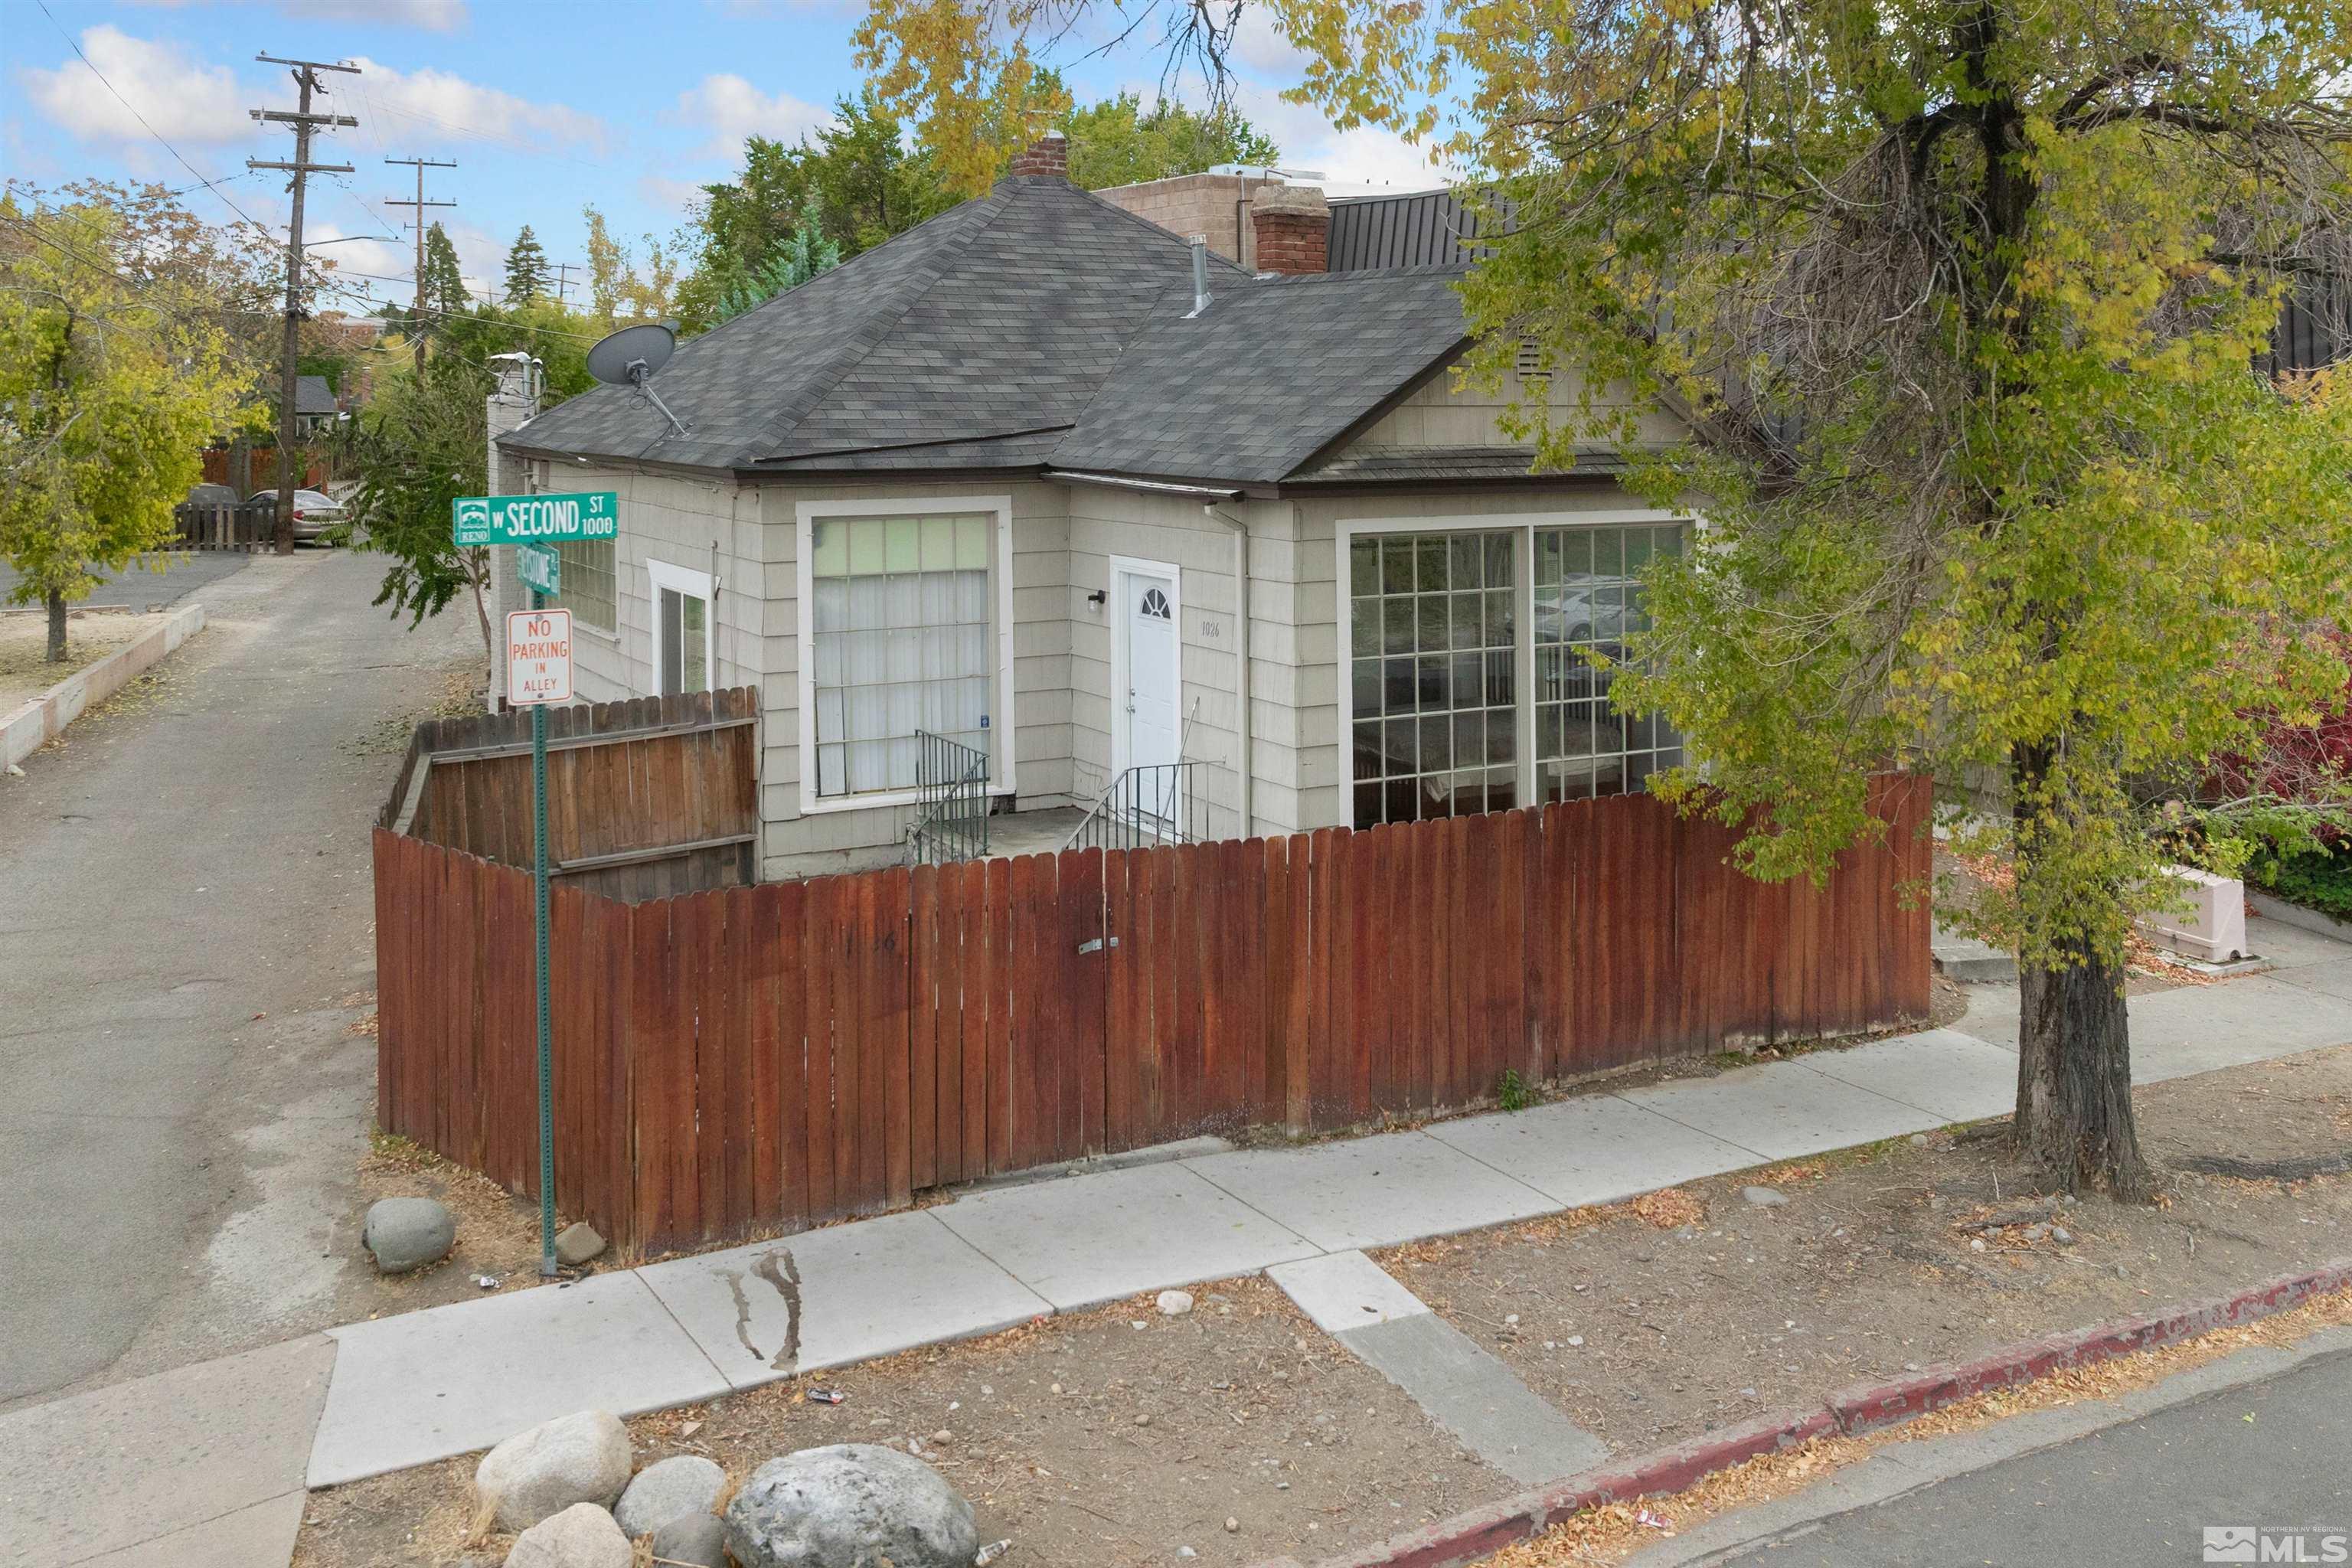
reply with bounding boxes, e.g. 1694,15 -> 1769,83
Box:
0,548 -> 257,611
1710,1348 -> 2352,1566
0,548 -> 474,1409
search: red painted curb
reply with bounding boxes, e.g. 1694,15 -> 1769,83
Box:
1252,1257 -> 2352,1568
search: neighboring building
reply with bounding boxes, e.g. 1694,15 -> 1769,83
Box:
498,132 -> 1691,879
292,374 -> 341,437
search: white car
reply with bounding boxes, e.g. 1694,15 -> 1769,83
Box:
244,488 -> 345,544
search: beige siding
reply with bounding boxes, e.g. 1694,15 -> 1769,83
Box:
1348,362 -> 1690,451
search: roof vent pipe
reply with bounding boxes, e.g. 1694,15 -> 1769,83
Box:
1185,234 -> 1212,318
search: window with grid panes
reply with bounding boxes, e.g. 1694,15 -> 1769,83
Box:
1533,521 -> 1684,801
809,513 -> 991,797
550,540 -> 616,631
1348,530 -> 1519,830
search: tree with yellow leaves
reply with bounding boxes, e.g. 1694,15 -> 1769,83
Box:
0,190 -> 248,662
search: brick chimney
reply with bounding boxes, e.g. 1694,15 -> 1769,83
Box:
1250,185 -> 1330,275
1008,131 -> 1069,180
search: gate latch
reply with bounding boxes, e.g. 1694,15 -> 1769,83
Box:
1076,936 -> 1120,956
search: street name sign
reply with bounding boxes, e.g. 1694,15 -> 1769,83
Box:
516,541 -> 562,595
454,491 -> 619,547
506,609 -> 573,706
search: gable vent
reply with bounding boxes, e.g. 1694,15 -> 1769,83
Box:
1515,338 -> 1552,384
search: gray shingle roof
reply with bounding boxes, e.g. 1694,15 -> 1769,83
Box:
1046,266 -> 1472,485
502,178 -> 1251,472
294,374 -> 338,416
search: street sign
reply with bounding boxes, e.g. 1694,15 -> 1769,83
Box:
505,608 -> 573,706
453,490 -> 619,547
516,541 -> 562,595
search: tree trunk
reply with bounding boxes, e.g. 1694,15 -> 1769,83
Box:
2009,740 -> 2153,1198
2014,936 -> 2150,1197
45,590 -> 67,663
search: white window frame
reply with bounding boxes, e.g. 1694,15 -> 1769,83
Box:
645,557 -> 717,697
1334,508 -> 1689,824
1106,553 -> 1184,778
794,493 -> 1018,817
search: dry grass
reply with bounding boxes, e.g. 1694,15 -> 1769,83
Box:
358,1134 -> 541,1294
1481,1284 -> 2352,1566
0,609 -> 166,709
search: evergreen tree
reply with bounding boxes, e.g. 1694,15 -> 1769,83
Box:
502,225 -> 552,302
418,223 -> 470,318
712,198 -> 842,324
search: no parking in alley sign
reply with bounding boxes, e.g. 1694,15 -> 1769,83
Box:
505,609 -> 573,705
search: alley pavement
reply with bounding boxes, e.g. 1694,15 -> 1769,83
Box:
0,548 -> 472,1412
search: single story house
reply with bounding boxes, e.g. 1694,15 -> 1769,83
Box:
495,134 -> 1693,879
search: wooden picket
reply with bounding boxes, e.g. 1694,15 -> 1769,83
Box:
371,773 -> 1933,1256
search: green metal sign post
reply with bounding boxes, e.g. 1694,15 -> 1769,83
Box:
460,492 -> 590,1279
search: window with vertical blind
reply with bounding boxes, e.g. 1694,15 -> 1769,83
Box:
808,512 -> 994,799
1346,517 -> 1685,830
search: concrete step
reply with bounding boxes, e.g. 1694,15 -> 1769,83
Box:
1933,923 -> 2017,983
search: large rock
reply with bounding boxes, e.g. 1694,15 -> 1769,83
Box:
724,1444 -> 978,1568
649,1511 -> 730,1568
362,1196 -> 455,1272
553,1222 -> 606,1267
503,1503 -> 630,1568
612,1453 -> 726,1537
475,1410 -> 634,1531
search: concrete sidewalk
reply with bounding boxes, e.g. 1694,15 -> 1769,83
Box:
8,915 -> 2349,1566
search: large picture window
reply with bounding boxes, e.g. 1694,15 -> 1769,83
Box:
808,512 -> 992,798
1346,516 -> 1684,830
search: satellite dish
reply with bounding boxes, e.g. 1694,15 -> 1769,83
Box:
585,322 -> 675,386
584,322 -> 688,436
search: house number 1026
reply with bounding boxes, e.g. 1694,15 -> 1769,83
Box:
1200,617 -> 1223,639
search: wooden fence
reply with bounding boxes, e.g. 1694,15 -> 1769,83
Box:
171,501 -> 279,551
374,773 -> 1931,1256
381,687 -> 760,900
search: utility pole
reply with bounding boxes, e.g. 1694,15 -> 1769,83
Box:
552,261 -> 580,309
249,54 -> 359,557
385,157 -> 458,377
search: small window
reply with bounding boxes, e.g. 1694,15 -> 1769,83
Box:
1139,586 -> 1171,619
648,559 -> 714,697
550,540 -> 616,632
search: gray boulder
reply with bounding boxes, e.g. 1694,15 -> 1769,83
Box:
553,1222 -> 607,1267
612,1453 -> 726,1537
362,1196 -> 455,1272
475,1410 -> 634,1531
649,1511 -> 730,1568
724,1444 -> 978,1568
503,1503 -> 630,1568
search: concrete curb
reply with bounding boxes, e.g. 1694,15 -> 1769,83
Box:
2249,889 -> 2352,943
1,600 -> 206,769
1251,1257 -> 2352,1568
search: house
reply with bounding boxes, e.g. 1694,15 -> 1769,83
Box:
495,132 -> 1693,880
291,374 -> 341,438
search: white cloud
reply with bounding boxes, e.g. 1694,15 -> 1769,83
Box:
671,74 -> 833,163
348,56 -> 609,155
639,172 -> 709,216
1230,84 -> 1447,191
1229,4 -> 1307,75
19,26 -> 253,148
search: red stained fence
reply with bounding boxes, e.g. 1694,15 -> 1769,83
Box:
374,773 -> 1931,1256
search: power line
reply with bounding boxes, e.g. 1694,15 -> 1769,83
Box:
31,0 -> 274,237
384,156 -> 458,377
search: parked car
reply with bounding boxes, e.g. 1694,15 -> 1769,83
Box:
184,482 -> 239,508
243,488 -> 345,544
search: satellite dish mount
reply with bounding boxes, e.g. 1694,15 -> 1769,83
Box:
585,322 -> 690,437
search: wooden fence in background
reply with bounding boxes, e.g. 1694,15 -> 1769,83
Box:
381,687 -> 760,900
374,773 -> 1932,1256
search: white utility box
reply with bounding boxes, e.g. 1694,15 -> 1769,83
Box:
2134,864 -> 2249,964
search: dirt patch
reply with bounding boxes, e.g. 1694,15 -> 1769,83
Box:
352,1131 -> 597,1309
294,1276 -> 1510,1568
0,608 -> 167,711
1377,1042 -> 2352,1461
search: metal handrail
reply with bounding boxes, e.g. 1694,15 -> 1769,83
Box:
908,730 -> 992,864
1065,760 -> 1198,853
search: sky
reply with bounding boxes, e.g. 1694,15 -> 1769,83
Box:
2,0 -> 1447,314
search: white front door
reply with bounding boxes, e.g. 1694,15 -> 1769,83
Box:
1113,561 -> 1182,776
